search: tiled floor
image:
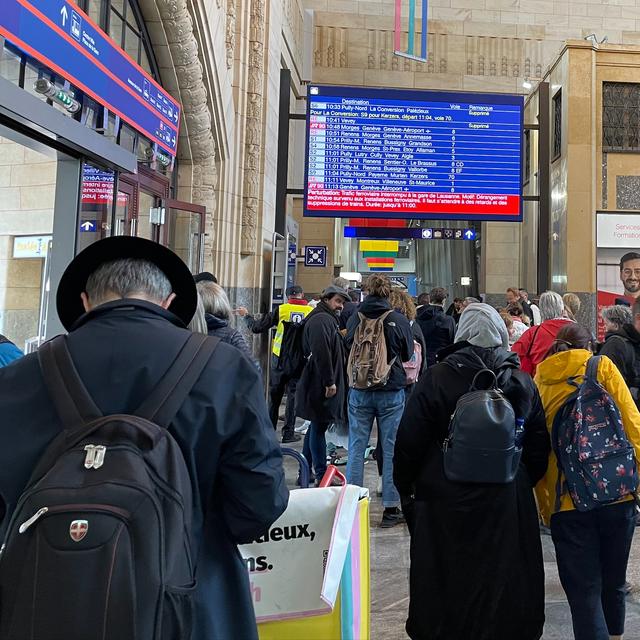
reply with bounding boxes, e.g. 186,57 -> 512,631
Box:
282,427 -> 640,639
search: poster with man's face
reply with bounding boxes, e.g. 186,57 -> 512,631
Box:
596,214 -> 640,340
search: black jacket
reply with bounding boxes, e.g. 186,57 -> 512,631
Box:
345,295 -> 414,391
416,304 -> 456,367
296,301 -> 346,423
394,343 -> 549,640
205,313 -> 260,372
599,323 -> 640,394
0,300 -> 288,640
339,300 -> 359,331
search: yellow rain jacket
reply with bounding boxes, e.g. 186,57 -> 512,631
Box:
534,350 -> 640,525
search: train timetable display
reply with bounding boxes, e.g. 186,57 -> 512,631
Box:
304,85 -> 524,222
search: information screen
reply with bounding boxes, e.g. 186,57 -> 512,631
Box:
304,85 -> 524,222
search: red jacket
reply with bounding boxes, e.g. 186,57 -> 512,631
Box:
512,319 -> 573,376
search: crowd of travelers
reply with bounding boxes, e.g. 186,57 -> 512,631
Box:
0,237 -> 639,640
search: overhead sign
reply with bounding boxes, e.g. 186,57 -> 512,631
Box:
597,213 -> 640,248
305,246 -> 327,267
0,0 -> 180,156
305,85 -> 523,222
13,235 -> 51,258
79,220 -> 97,232
345,226 -> 476,240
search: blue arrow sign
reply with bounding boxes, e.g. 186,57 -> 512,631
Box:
79,220 -> 97,232
464,229 -> 476,241
0,0 -> 180,155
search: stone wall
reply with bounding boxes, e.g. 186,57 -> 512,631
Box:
0,136 -> 54,348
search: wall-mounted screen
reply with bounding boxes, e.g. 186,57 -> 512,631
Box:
304,85 -> 524,222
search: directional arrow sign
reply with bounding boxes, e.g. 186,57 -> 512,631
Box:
464,229 -> 476,240
80,220 -> 97,232
421,228 -> 433,239
60,5 -> 68,26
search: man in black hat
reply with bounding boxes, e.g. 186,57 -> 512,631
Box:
0,236 -> 288,640
237,284 -> 313,443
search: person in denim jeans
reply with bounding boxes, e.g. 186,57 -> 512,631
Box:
345,275 -> 413,527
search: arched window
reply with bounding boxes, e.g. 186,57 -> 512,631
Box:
78,0 -> 160,80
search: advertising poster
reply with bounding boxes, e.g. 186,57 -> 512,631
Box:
596,213 -> 640,340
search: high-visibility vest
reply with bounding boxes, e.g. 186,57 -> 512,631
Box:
272,302 -> 313,356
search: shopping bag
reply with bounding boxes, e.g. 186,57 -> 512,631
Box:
238,485 -> 370,640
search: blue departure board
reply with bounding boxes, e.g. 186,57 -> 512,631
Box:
304,85 -> 524,222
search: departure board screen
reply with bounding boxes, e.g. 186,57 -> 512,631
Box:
304,85 -> 524,222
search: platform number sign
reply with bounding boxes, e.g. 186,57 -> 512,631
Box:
305,246 -> 327,267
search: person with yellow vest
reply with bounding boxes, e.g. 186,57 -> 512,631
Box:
535,322 -> 640,640
237,285 -> 313,443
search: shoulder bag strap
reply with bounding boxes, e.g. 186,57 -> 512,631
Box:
134,333 -> 220,428
38,335 -> 103,431
526,325 -> 542,357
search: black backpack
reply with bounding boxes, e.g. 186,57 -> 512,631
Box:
279,320 -> 306,378
442,368 -> 523,484
0,333 -> 218,640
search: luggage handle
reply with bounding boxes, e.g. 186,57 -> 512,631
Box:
319,465 -> 346,487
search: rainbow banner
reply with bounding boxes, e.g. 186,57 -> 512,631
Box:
359,240 -> 399,253
395,0 -> 428,63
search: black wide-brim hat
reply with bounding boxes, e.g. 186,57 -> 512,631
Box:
56,236 -> 197,330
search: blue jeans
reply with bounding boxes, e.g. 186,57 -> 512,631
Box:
347,388 -> 405,508
551,501 -> 636,640
302,421 -> 328,482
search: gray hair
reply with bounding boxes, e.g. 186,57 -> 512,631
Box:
197,281 -> 232,320
539,291 -> 565,321
602,304 -> 633,330
85,258 -> 172,306
189,292 -> 208,334
333,276 -> 350,290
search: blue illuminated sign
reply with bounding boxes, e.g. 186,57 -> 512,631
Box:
0,0 -> 180,156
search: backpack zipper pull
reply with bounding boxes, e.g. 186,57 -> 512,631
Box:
84,444 -> 107,469
84,445 -> 96,469
93,445 -> 106,469
19,507 -> 48,533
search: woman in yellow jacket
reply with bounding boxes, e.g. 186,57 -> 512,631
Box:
535,323 -> 640,640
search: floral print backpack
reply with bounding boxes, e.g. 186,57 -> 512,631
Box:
551,355 -> 639,512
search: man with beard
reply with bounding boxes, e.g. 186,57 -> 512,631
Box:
619,252 -> 640,301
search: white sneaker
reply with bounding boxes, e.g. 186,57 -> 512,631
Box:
295,420 -> 310,434
376,476 -> 383,497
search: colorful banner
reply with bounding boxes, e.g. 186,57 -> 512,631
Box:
394,0 -> 428,62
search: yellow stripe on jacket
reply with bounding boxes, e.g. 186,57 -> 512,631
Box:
534,350 -> 640,525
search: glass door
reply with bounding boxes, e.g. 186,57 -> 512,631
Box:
114,178 -> 136,236
163,200 -> 205,272
137,190 -> 163,242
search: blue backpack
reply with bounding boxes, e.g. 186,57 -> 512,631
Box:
551,355 -> 639,512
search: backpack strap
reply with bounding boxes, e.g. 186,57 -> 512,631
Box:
585,355 -> 601,382
134,333 -> 220,428
38,336 -> 103,431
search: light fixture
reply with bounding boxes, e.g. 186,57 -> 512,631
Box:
33,79 -> 80,113
522,79 -> 533,90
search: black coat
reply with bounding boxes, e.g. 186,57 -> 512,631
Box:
415,304 -> 456,367
394,343 -> 550,640
339,300 -> 359,330
599,323 -> 640,395
0,300 -> 288,640
205,313 -> 261,372
345,295 -> 414,391
296,301 -> 346,423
